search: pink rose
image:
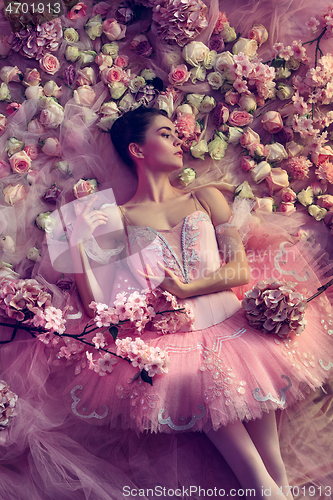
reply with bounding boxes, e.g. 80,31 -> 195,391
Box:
248,24 -> 268,47
73,179 -> 97,199
3,184 -> 27,204
228,110 -> 253,127
311,181 -> 326,196
76,68 -> 96,86
286,141 -> 303,158
114,55 -> 129,68
213,102 -> 229,127
0,66 -> 21,84
0,114 -> 7,133
24,144 -> 39,160
280,187 -> 296,203
41,137 -> 62,157
261,111 -> 283,134
68,2 -> 87,19
311,145 -> 333,167
265,167 -> 289,193
39,54 -> 60,75
249,143 -> 268,158
73,86 -> 96,106
168,65 -> 190,86
224,90 -> 239,106
23,68 -> 41,87
279,202 -> 296,215
40,102 -> 64,129
241,156 -> 256,172
0,160 -> 11,178
101,67 -> 123,84
102,19 -> 126,41
253,197 -> 274,213
9,150 -> 32,174
26,170 -> 40,185
28,118 -> 45,134
5,103 -> 21,115
240,127 -> 260,150
0,35 -> 12,58
317,194 -> 333,210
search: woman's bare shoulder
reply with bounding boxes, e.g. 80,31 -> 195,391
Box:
194,187 -> 232,225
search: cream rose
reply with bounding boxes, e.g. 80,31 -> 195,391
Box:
155,93 -> 174,118
118,93 -> 136,112
85,14 -> 103,40
80,50 -> 97,66
276,84 -> 295,100
265,167 -> 289,193
189,66 -> 206,84
186,93 -> 204,110
0,82 -> 11,101
65,46 -> 81,63
177,167 -> 197,187
0,112 -> 7,132
102,43 -> 119,57
248,24 -> 268,47
204,50 -> 217,70
43,81 -> 61,97
207,71 -> 224,90
239,94 -> 257,112
232,38 -> 258,59
208,133 -> 228,160
3,184 -> 27,204
234,180 -> 255,199
199,96 -> 216,114
228,126 -> 243,145
253,197 -> 274,213
40,102 -> 64,129
35,212 -> 56,233
0,66 -> 21,84
27,247 -> 41,262
265,143 -> 288,163
128,76 -> 146,93
182,41 -> 210,67
286,141 -> 303,157
297,186 -> 314,206
221,24 -> 237,43
64,28 -> 79,43
308,204 -> 327,221
39,54 -> 60,75
190,139 -> 209,160
140,69 -> 156,81
9,150 -> 32,174
5,137 -> 24,157
251,161 -> 271,183
214,51 -> 234,74
76,67 -> 97,86
25,86 -> 43,99
97,115 -> 119,131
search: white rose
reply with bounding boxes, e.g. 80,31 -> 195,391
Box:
176,103 -> 193,116
102,43 -> 119,57
100,101 -> 119,116
40,101 -> 64,129
208,134 -> 228,160
251,161 -> 271,183
97,116 -> 118,131
186,93 -> 204,109
36,212 -> 56,233
233,38 -> 258,59
80,50 -> 97,66
163,50 -> 182,68
155,93 -> 174,118
65,45 -> 81,62
265,143 -> 288,163
108,81 -> 127,99
27,247 -> 41,262
297,186 -> 313,206
5,137 -> 24,157
199,95 -> 217,114
286,58 -> 301,71
43,80 -> 61,97
276,83 -> 294,100
0,82 -> 11,101
140,68 -> 156,81
177,167 -> 197,187
275,67 -> 291,80
204,50 -> 217,70
85,14 -> 103,40
221,24 -> 237,43
190,66 -> 206,84
207,71 -> 224,90
234,181 -> 255,199
307,204 -> 327,221
190,139 -> 208,160
0,261 -> 19,280
63,27 -> 79,43
128,76 -> 145,93
54,160 -> 72,177
25,85 -> 43,99
182,41 -> 210,67
239,94 -> 257,112
214,51 -> 234,74
228,126 -> 243,145
118,93 -> 136,112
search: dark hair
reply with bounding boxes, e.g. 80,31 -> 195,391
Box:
110,107 -> 168,170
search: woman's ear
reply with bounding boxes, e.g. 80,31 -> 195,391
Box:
128,142 -> 144,159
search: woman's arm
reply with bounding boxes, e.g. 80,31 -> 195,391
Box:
159,187 -> 250,299
69,197 -> 125,316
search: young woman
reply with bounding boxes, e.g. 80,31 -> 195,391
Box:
69,107 -> 332,499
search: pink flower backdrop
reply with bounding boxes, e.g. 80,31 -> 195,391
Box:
0,0 -> 333,498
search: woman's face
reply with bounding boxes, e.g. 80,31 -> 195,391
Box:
136,114 -> 183,171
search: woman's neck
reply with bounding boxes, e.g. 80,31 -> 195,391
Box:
129,170 -> 179,204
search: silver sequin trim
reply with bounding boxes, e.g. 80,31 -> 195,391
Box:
71,385 -> 108,419
274,242 -> 310,281
319,360 -> 333,371
158,405 -> 206,430
253,374 -> 292,406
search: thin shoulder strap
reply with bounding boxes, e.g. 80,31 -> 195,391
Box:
191,191 -> 211,218
118,206 -> 131,237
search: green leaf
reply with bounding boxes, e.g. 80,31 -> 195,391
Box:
140,370 -> 153,386
109,326 -> 118,341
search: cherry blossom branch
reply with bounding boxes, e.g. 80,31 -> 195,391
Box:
302,26 -> 327,67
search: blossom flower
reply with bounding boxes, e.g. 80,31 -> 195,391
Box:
287,156 -> 312,179
315,160 -> 333,184
0,380 -> 18,430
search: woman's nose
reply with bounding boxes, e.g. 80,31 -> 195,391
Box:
174,136 -> 182,146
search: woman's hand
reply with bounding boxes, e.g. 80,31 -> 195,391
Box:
137,262 -> 189,299
70,195 -> 108,246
